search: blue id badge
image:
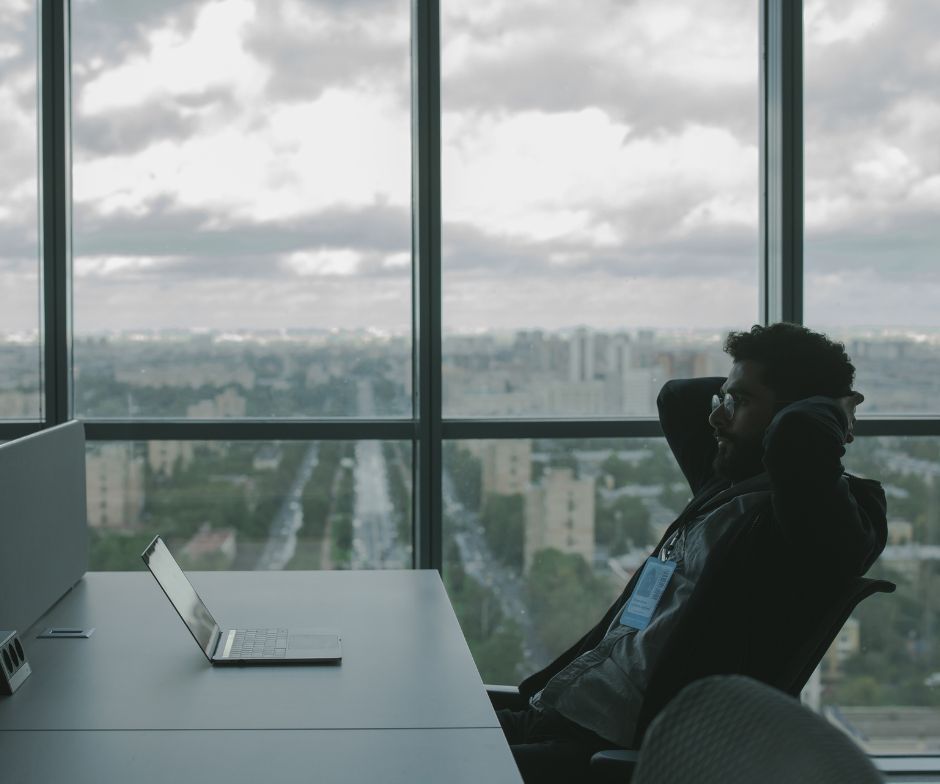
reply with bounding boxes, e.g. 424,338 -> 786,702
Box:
619,557 -> 677,630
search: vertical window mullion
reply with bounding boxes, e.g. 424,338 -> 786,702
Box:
39,0 -> 72,425
412,0 -> 443,570
760,0 -> 803,326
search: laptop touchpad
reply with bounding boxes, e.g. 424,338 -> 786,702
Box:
289,634 -> 336,649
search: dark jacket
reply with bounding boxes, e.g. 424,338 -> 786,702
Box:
518,377 -> 888,746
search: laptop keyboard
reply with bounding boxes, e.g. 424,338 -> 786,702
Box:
229,628 -> 289,658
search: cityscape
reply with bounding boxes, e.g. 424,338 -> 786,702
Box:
1,325 -> 939,753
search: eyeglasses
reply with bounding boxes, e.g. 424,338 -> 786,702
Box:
712,392 -> 801,419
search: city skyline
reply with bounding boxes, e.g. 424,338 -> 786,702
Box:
2,0 -> 939,335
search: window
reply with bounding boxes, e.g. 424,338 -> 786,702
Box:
3,0 -> 939,766
816,436 -> 940,755
801,1 -> 940,756
70,0 -> 412,419
804,0 -> 940,415
441,0 -> 759,418
0,0 -> 41,420
86,439 -> 412,572
443,438 -> 686,681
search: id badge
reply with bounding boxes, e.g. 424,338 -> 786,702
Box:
619,557 -> 677,630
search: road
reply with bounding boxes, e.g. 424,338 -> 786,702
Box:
248,387 -> 548,669
351,381 -> 409,569
254,444 -> 320,570
443,473 -> 551,670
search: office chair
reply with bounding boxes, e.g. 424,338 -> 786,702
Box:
628,674 -> 884,783
588,575 -> 894,782
487,575 -> 895,783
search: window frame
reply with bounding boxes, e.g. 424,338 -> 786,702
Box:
4,0 -> 938,558
3,2 -> 939,769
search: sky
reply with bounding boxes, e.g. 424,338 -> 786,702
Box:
0,0 -> 938,334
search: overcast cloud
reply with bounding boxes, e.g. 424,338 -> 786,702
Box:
1,0 -> 938,333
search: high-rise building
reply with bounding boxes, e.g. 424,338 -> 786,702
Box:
186,387 -> 247,418
479,440 -> 532,497
148,440 -> 195,477
86,443 -> 145,529
568,328 -> 596,383
524,467 -> 595,572
0,391 -> 35,418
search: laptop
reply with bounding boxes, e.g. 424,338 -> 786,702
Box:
141,535 -> 341,665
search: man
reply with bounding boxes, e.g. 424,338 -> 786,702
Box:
496,323 -> 888,783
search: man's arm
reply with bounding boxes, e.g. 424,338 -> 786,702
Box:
657,377 -> 724,495
762,396 -> 887,575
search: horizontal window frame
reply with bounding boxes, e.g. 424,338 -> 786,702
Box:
874,756 -> 940,775
4,417 -> 940,443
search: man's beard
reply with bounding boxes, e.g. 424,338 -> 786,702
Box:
712,435 -> 765,481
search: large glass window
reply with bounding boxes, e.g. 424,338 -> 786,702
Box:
805,5 -> 940,754
5,2 -> 940,769
441,0 -> 759,417
87,439 -> 412,571
443,438 -> 687,682
0,0 -> 41,420
70,0 -> 412,418
804,0 -> 940,414
814,437 -> 940,754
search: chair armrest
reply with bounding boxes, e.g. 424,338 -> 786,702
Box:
589,749 -> 640,784
485,684 -> 528,712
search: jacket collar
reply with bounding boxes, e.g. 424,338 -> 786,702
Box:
656,472 -> 772,553
695,472 -> 771,516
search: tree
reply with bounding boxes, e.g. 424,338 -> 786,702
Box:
481,493 -> 525,568
525,548 -> 610,656
600,452 -> 632,488
595,494 -> 652,554
443,550 -> 525,683
445,442 -> 482,512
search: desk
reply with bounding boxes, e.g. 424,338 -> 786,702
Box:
0,570 -> 522,783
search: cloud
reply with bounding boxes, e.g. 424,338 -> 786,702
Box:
442,217 -> 756,281
805,0 -> 887,46
443,108 -> 757,246
243,0 -> 408,103
78,0 -> 267,116
806,268 -> 940,328
442,270 -> 758,333
0,5 -> 39,232
73,197 -> 406,249
75,101 -> 204,156
284,248 -> 361,276
73,84 -> 410,220
803,0 -> 940,310
2,0 -> 938,336
72,270 -> 412,332
442,0 -> 757,137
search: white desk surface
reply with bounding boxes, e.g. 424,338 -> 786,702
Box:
1,728 -> 521,784
0,570 -> 521,782
0,570 -> 499,731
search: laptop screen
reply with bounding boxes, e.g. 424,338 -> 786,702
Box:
142,536 -> 220,659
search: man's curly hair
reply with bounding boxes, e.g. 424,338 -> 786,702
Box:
724,323 -> 855,401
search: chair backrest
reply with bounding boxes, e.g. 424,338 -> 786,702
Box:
777,576 -> 895,697
632,675 -> 884,784
629,573 -> 896,748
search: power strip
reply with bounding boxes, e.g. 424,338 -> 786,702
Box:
0,630 -> 31,695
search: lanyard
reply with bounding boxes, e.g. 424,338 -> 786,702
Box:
660,527 -> 683,562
